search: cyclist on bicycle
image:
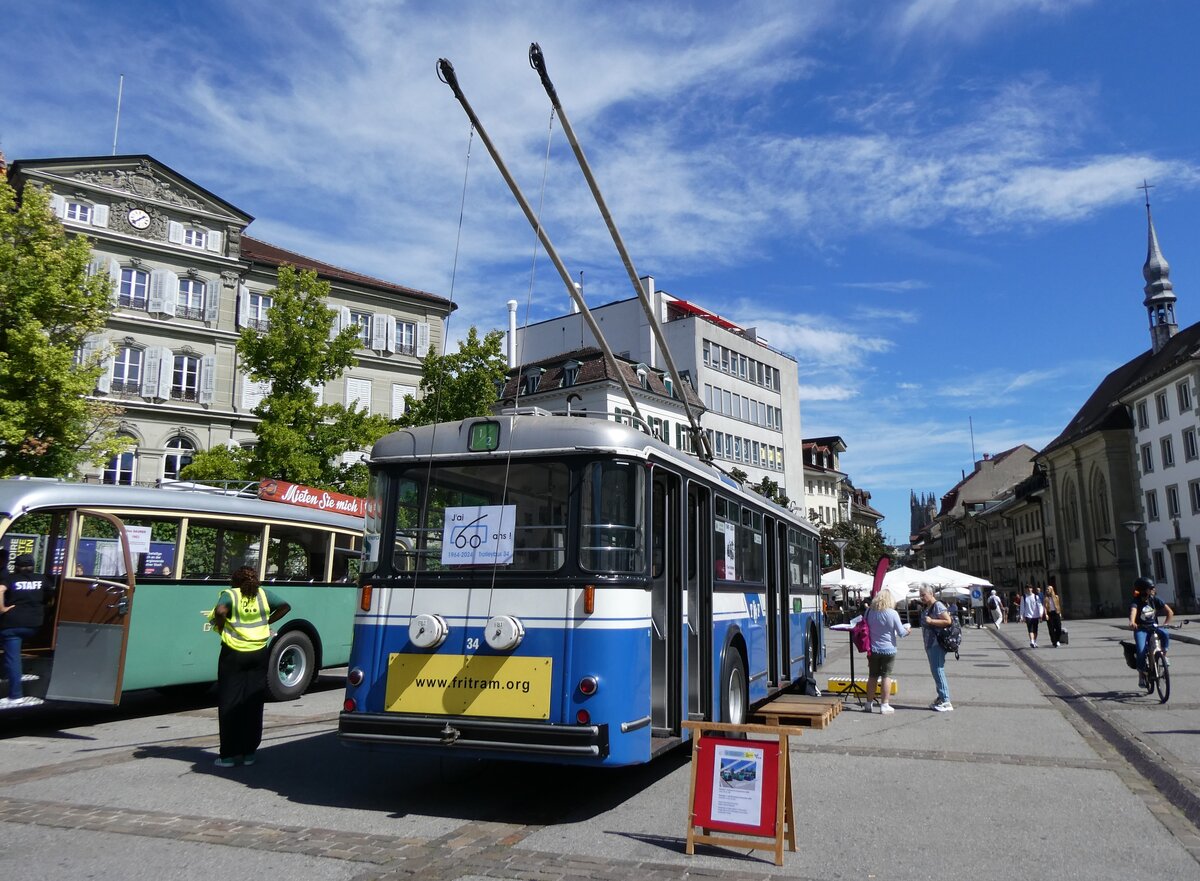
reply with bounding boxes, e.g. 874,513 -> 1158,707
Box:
1129,576 -> 1174,688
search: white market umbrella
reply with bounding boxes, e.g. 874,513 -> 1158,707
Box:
918,565 -> 992,589
879,565 -> 926,604
935,585 -> 972,601
821,567 -> 873,590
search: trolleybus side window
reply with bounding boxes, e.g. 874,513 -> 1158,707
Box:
580,460 -> 644,574
265,522 -> 328,582
739,507 -> 765,584
2,512 -> 67,575
117,516 -> 181,578
76,515 -> 136,577
714,497 -> 737,581
332,531 -> 363,582
182,520 -> 263,579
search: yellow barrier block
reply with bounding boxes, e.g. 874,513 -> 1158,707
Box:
826,677 -> 898,695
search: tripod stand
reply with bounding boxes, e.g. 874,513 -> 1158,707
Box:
829,619 -> 868,706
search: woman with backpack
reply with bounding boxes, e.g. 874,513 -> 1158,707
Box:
864,590 -> 911,714
918,586 -> 954,712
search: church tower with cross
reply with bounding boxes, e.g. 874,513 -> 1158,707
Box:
1140,180 -> 1177,354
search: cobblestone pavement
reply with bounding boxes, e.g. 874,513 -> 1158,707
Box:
3,621 -> 1200,880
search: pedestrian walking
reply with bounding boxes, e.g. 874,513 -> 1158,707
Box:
864,590 -> 911,714
986,589 -> 1004,628
0,553 -> 48,708
1044,584 -> 1065,647
209,566 -> 291,767
1020,585 -> 1045,648
918,585 -> 953,712
1007,592 -> 1020,624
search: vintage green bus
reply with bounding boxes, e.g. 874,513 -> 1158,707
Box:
0,478 -> 362,705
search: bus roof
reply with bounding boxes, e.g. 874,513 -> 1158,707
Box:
0,479 -> 363,531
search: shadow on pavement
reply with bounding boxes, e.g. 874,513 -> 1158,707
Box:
607,830 -> 778,865
135,730 -> 693,826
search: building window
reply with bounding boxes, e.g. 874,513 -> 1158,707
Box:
120,268 -> 150,310
248,293 -> 272,331
563,361 -> 580,387
164,437 -> 195,480
103,441 -> 137,485
111,346 -> 143,393
1153,549 -> 1166,582
397,321 -> 417,355
66,201 -> 93,223
1178,381 -> 1193,413
349,310 -> 371,346
1146,489 -> 1160,522
182,228 -> 207,249
1167,484 -> 1181,519
1156,391 -> 1170,422
177,278 -> 206,320
703,341 -> 711,365
1162,436 -> 1175,469
1141,443 -> 1154,473
1186,428 -> 1199,462
171,354 -> 202,402
1136,400 -> 1149,430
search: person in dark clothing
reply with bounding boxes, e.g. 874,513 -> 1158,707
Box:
0,553 -> 48,707
209,566 -> 291,767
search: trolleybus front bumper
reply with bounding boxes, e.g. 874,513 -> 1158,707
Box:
339,712 -> 610,759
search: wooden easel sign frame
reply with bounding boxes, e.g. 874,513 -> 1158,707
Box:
682,721 -> 796,866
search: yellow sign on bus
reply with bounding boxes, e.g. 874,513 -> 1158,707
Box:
385,653 -> 552,719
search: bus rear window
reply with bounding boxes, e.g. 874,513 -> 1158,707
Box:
580,461 -> 645,574
392,462 -> 569,573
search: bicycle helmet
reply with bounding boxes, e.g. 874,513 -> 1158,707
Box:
1134,576 -> 1155,592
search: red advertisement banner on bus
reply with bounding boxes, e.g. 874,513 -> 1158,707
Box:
257,478 -> 366,518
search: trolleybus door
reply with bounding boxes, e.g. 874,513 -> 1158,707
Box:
764,516 -> 780,686
776,521 -> 792,683
44,509 -> 136,704
650,472 -> 682,734
686,483 -> 712,720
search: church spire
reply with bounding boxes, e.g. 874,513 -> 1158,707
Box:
1140,180 -> 1177,354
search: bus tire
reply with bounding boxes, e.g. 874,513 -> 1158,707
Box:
720,649 -> 748,725
267,630 -> 315,701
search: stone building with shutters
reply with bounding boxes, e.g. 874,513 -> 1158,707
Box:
7,155 -> 453,485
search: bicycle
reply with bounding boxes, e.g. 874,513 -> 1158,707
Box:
1136,623 -> 1185,703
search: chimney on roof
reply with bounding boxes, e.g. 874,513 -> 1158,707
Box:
507,300 -> 518,368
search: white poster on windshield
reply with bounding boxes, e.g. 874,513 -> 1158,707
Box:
710,742 -> 765,825
125,525 -> 152,556
441,505 -> 517,566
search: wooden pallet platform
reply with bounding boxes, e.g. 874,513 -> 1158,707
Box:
770,693 -> 844,717
754,696 -> 838,730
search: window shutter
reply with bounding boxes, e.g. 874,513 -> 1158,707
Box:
417,322 -> 431,357
156,347 -> 174,400
384,316 -> 397,353
92,204 -> 109,227
346,377 -> 372,414
206,229 -> 223,253
199,355 -> 217,404
308,381 -> 325,406
241,378 -> 271,411
340,305 -> 351,330
49,194 -> 66,218
149,269 -> 178,316
392,384 -> 415,419
204,276 -> 221,323
108,259 -> 122,306
168,221 -> 184,244
327,307 -> 341,342
236,284 -> 249,327
141,347 -> 162,398
86,336 -> 111,394
87,258 -> 104,277
370,314 -> 387,351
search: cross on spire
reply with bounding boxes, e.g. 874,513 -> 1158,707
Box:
1138,179 -> 1155,208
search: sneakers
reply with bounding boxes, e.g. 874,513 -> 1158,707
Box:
1138,673 -> 1147,688
213,757 -> 238,768
1029,640 -> 1037,648
242,753 -> 257,766
867,700 -> 881,713
0,696 -> 43,708
879,703 -> 895,715
932,701 -> 954,712
1164,656 -> 1170,667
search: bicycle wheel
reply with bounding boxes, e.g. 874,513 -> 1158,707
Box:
1154,651 -> 1170,703
1144,663 -> 1156,694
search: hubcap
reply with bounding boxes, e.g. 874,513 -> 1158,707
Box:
728,668 -> 745,724
277,645 -> 307,688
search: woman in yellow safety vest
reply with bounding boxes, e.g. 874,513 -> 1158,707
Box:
210,565 -> 291,768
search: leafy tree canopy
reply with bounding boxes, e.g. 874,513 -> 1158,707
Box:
0,179 -> 127,477
819,519 -> 891,575
182,265 -> 391,494
397,326 -> 507,427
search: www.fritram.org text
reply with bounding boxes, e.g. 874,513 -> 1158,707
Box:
414,675 -> 532,695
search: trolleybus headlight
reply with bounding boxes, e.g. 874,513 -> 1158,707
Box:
578,675 -> 598,696
576,709 -> 591,725
347,667 -> 365,687
343,698 -> 357,712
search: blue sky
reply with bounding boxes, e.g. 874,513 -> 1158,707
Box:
4,1 -> 1198,543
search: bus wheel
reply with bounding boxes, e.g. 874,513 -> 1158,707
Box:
268,631 -> 315,701
805,627 -> 818,680
720,650 -> 748,725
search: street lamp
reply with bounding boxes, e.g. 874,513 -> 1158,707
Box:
830,537 -> 851,579
1122,520 -> 1145,579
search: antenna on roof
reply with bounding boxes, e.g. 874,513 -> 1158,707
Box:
969,416 -> 976,463
111,74 -> 124,156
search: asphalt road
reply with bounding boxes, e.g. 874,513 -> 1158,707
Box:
1,619 -> 1199,880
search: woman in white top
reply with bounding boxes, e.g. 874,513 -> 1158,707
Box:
864,590 -> 911,714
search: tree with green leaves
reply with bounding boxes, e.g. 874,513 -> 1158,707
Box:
182,265 -> 392,494
0,178 -> 128,477
397,326 -> 507,427
819,519 -> 891,574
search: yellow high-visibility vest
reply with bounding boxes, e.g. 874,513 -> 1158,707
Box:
213,588 -> 271,652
